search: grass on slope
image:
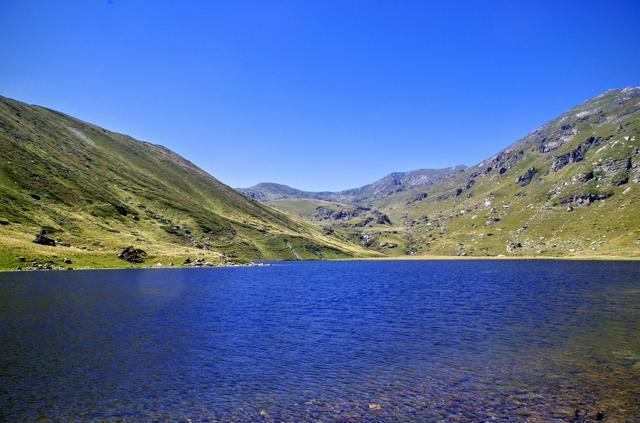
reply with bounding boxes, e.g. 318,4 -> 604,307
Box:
0,96 -> 370,270
370,88 -> 640,258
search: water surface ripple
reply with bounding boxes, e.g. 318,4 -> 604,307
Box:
1,260 -> 640,421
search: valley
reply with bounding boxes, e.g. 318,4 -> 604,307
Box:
239,87 -> 640,258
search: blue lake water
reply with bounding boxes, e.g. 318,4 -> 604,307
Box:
1,260 -> 640,421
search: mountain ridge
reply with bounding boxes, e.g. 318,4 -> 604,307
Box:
237,87 -> 640,258
238,166 -> 467,203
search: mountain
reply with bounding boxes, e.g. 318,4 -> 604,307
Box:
239,166 -> 466,203
2,87 -> 638,269
239,87 -> 640,258
0,96 -> 371,270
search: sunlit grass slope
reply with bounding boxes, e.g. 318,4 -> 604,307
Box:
371,88 -> 640,258
0,96 -> 371,270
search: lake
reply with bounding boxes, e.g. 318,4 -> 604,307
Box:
1,260 -> 640,421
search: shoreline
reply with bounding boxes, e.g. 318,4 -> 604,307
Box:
2,255 -> 640,273
339,255 -> 640,262
0,261 -> 272,273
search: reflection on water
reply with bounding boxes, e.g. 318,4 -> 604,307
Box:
1,260 -> 639,421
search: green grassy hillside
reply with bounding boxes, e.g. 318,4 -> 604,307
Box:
241,87 -> 640,259
0,96 -> 372,270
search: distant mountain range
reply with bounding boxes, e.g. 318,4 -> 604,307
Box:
238,166 -> 467,203
238,87 -> 640,258
0,87 -> 638,270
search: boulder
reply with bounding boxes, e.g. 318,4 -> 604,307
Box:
33,230 -> 56,246
506,242 -> 522,253
117,246 -> 147,263
575,171 -> 594,183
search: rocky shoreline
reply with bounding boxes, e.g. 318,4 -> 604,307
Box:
5,260 -> 272,273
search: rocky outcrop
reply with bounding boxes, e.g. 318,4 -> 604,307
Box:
376,214 -> 392,225
406,192 -> 428,205
551,136 -> 601,172
33,230 -> 56,246
559,193 -> 612,207
632,158 -> 640,183
117,246 -> 147,263
610,175 -> 629,186
515,168 -> 537,186
352,217 -> 374,227
465,177 -> 475,189
574,171 -> 594,183
240,190 -> 268,202
314,206 -> 370,221
314,206 -> 390,226
594,157 -> 631,185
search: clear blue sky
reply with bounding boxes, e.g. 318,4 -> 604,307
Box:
1,1 -> 639,191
